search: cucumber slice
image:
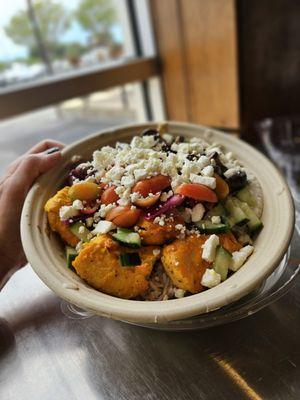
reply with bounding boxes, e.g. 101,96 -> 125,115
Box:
195,220 -> 229,234
70,222 -> 91,242
236,186 -> 256,208
65,246 -> 77,269
213,245 -> 232,281
120,252 -> 141,266
206,203 -> 229,225
112,228 -> 141,248
234,198 -> 263,234
225,198 -> 249,226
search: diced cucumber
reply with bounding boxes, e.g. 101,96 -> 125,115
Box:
225,197 -> 249,226
234,198 -> 263,234
70,221 -> 91,242
236,186 -> 256,208
112,228 -> 141,248
206,203 -> 229,225
65,246 -> 77,269
120,252 -> 141,266
213,245 -> 232,281
195,220 -> 229,234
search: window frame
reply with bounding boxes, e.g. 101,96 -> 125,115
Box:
0,0 -> 165,121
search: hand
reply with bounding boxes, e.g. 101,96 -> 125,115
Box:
0,140 -> 64,289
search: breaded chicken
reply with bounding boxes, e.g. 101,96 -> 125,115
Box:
162,235 -> 210,293
44,187 -> 79,247
162,232 -> 242,293
72,234 -> 161,299
137,215 -> 183,245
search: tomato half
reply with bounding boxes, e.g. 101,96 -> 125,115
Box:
174,183 -> 217,203
132,175 -> 170,197
133,193 -> 160,208
101,186 -> 119,205
106,206 -> 141,227
214,174 -> 229,200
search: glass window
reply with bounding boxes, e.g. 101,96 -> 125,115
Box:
0,0 -> 131,90
0,82 -> 147,174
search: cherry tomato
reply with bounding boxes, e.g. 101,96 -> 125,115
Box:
106,206 -> 141,228
175,183 -> 217,203
101,186 -> 119,205
214,174 -> 229,200
133,193 -> 160,208
69,182 -> 101,201
132,175 -> 170,197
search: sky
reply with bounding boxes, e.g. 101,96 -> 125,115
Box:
0,0 -> 123,62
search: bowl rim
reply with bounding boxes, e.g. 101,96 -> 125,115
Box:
21,121 -> 295,323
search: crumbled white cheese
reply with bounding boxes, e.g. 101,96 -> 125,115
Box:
189,174 -> 216,189
130,192 -> 141,203
191,203 -> 205,222
72,200 -> 84,210
134,169 -> 147,180
78,226 -> 85,234
181,208 -> 192,223
59,205 -> 79,221
197,155 -> 210,169
201,269 -> 221,288
224,167 -> 240,179
161,133 -> 173,144
211,216 -> 221,224
175,224 -> 184,230
230,245 -> 254,272
153,249 -> 161,257
121,175 -> 135,188
201,165 -> 214,177
174,288 -> 186,298
202,234 -> 219,262
86,217 -> 94,228
92,220 -> 116,235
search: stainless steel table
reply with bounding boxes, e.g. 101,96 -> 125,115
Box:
0,230 -> 299,400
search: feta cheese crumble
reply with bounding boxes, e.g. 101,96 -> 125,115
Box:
211,216 -> 221,224
191,203 -> 205,222
202,234 -> 219,262
201,269 -> 221,288
189,174 -> 216,189
59,205 -> 79,221
230,245 -> 254,272
92,220 -> 116,235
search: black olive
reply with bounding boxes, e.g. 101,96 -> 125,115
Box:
186,154 -> 199,161
208,152 -> 227,176
141,128 -> 160,139
226,170 -> 248,191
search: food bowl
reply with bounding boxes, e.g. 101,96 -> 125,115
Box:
21,122 -> 295,324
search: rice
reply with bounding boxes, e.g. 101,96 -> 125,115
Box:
141,262 -> 176,301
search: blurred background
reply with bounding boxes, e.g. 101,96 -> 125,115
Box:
0,0 -> 299,206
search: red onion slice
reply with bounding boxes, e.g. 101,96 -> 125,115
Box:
145,195 -> 184,220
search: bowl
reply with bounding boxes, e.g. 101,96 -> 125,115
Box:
21,121 -> 295,324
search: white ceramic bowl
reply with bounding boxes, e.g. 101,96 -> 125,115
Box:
21,122 -> 295,324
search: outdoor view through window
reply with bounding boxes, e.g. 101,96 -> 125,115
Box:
0,0 -> 147,174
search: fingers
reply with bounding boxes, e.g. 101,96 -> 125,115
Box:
1,139 -> 65,185
4,149 -> 62,202
26,139 -> 65,154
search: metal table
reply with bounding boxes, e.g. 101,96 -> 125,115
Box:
1,124 -> 300,400
0,229 -> 299,400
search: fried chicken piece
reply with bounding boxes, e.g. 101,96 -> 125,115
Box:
137,215 -> 183,245
162,235 -> 210,293
72,234 -> 161,299
44,187 -> 79,247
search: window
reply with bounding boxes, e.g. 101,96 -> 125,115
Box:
0,0 -> 165,173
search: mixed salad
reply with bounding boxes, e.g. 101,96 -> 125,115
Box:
45,127 -> 263,300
